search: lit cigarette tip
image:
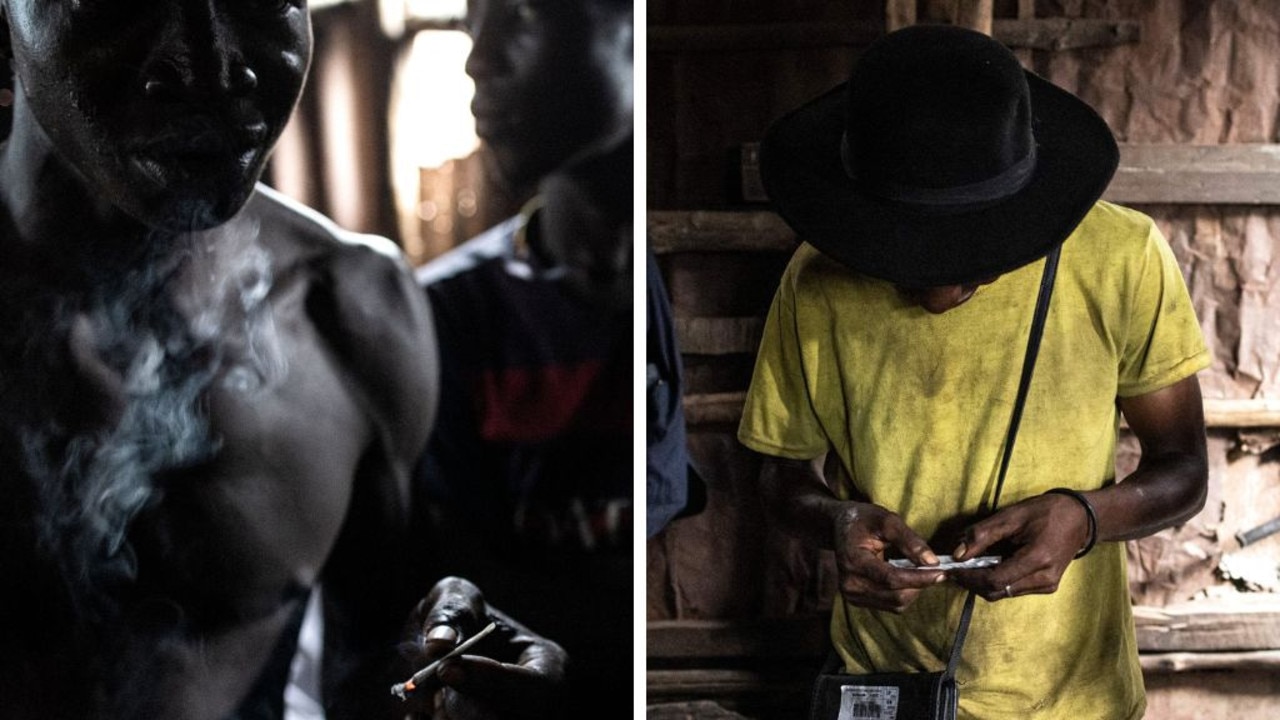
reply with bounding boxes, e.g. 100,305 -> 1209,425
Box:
390,620 -> 500,702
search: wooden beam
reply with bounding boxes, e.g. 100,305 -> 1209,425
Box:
647,669 -> 808,701
1134,601 -> 1280,652
1204,398 -> 1280,428
647,701 -> 754,720
992,17 -> 1141,51
683,392 -> 749,426
1108,144 -> 1280,204
649,618 -> 829,660
1141,650 -> 1280,673
885,0 -> 916,33
728,143 -> 1280,205
674,317 -> 765,355
648,21 -> 880,54
648,19 -> 1139,54
951,0 -> 994,36
1013,0 -> 1035,67
648,211 -> 795,254
684,392 -> 1280,429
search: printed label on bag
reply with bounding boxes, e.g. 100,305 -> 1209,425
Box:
838,685 -> 900,720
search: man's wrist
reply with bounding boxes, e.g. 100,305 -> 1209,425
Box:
1044,488 -> 1098,558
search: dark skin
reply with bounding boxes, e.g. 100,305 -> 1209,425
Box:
465,0 -> 632,193
0,0 -> 556,717
759,280 -> 1208,613
411,2 -> 633,715
465,0 -> 632,308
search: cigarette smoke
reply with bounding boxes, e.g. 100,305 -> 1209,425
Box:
8,220 -> 286,625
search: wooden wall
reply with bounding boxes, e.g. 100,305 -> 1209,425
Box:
648,2 -> 1280,716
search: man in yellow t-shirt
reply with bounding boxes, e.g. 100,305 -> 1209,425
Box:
738,26 -> 1209,719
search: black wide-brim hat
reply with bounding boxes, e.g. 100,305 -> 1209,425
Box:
761,25 -> 1119,287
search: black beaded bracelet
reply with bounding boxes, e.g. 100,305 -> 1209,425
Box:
1044,487 -> 1098,558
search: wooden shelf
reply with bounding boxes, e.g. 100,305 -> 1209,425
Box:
649,211 -> 795,255
674,317 -> 765,355
648,19 -> 1139,54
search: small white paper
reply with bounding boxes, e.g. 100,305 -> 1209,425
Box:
838,684 -> 900,720
888,554 -> 1001,570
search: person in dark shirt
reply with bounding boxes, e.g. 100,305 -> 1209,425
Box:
414,0 -> 634,714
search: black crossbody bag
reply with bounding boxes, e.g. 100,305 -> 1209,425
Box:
808,245 -> 1061,720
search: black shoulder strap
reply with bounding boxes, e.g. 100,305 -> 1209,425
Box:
943,244 -> 1062,681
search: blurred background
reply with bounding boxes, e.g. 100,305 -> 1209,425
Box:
266,0 -> 524,267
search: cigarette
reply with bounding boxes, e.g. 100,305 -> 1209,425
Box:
391,620 -> 499,701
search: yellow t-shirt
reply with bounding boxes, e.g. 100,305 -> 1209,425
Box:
738,201 -> 1210,719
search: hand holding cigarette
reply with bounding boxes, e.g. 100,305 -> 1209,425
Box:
392,620 -> 500,700
396,576 -> 568,718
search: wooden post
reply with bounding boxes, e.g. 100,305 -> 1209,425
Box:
951,0 -> 993,35
1015,0 -> 1035,66
886,0 -> 916,32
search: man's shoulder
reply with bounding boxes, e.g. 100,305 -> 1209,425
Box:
413,216 -> 522,289
1069,200 -> 1160,255
247,184 -> 406,272
245,185 -> 436,453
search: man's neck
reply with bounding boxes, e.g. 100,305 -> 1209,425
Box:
530,133 -> 633,310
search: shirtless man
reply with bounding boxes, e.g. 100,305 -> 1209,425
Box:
0,2 -> 557,718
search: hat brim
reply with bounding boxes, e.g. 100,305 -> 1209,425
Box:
761,72 -> 1119,287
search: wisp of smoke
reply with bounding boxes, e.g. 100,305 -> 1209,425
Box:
14,220 -> 287,624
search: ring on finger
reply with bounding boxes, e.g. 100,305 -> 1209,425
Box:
1004,584 -> 1014,599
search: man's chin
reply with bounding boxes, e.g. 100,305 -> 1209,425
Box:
123,186 -> 255,234
483,144 -> 565,195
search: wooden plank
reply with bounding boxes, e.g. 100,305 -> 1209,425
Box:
674,317 -> 764,355
648,211 -> 795,254
647,669 -> 807,701
1141,650 -> 1280,673
1108,144 -> 1280,204
648,618 -> 829,660
730,142 -> 1280,205
991,17 -> 1141,51
1134,601 -> 1280,652
648,21 -> 880,54
885,0 -> 916,33
684,392 -> 1280,430
646,701 -> 753,719
648,19 -> 1140,54
684,392 -> 748,426
951,0 -> 994,36
1204,398 -> 1280,428
1013,0 -> 1035,67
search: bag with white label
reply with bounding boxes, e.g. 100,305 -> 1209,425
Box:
806,595 -> 970,720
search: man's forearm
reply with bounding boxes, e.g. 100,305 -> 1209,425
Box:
1086,375 -> 1209,545
758,455 -> 845,550
1085,451 -> 1207,543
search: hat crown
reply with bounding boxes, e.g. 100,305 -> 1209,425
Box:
844,25 -> 1035,203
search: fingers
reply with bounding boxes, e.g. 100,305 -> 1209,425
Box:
413,576 -> 489,659
431,650 -> 567,720
951,511 -> 1018,561
879,512 -> 940,567
948,498 -> 1081,601
835,506 -> 945,612
437,654 -> 561,702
